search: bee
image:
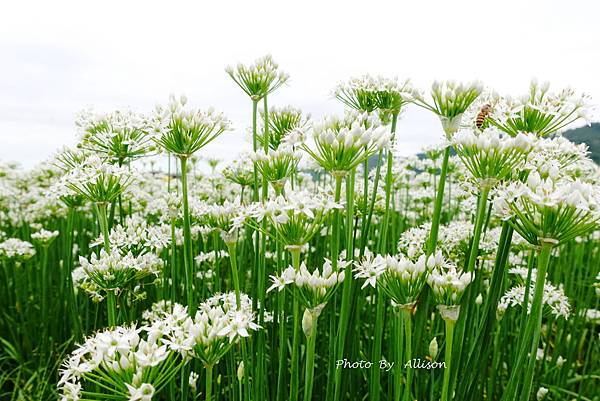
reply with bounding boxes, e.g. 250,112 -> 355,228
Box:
475,103 -> 492,130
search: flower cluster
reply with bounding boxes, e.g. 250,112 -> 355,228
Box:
259,106 -> 310,150
302,113 -> 391,172
222,156 -> 255,188
333,75 -> 415,115
494,171 -> 600,245
268,258 -> 347,310
90,215 -> 172,256
525,135 -> 591,177
241,190 -> 342,247
488,80 -> 592,137
153,95 -> 231,158
58,324 -> 184,401
413,80 -> 484,136
498,279 -> 571,319
226,55 -> 289,101
398,220 -> 500,262
76,109 -> 155,163
452,129 -> 534,184
75,249 -> 162,298
250,147 -> 301,191
0,238 -> 36,261
63,155 -> 135,204
427,265 -> 473,307
191,200 -> 242,243
354,251 -> 441,307
188,292 -> 260,366
30,229 -> 59,246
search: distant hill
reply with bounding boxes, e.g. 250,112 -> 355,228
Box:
564,123 -> 600,164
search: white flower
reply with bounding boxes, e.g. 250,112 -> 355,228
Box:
188,371 -> 199,391
302,112 -> 391,172
268,259 -> 346,309
0,238 -> 36,260
427,265 -> 473,306
77,249 -> 162,294
31,229 -> 59,245
353,254 -> 387,289
536,386 -> 549,400
126,383 -> 155,401
499,278 -> 571,319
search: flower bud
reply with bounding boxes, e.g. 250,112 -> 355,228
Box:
302,309 -> 315,337
237,362 -> 245,381
429,337 -> 438,360
188,371 -> 199,391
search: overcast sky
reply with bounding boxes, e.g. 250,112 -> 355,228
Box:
1,0 -> 598,168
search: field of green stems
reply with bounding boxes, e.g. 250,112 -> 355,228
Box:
0,55 -> 599,401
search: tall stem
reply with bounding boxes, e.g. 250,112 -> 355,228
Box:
379,112 -> 399,251
254,95 -> 269,401
303,315 -> 318,401
370,112 -> 398,401
96,202 -> 117,327
205,365 -> 213,401
441,318 -> 456,401
449,184 -> 491,396
276,280 -> 287,401
326,174 -> 344,401
394,311 -> 405,401
40,245 -> 49,355
456,223 -> 513,400
519,241 -> 554,400
95,202 -> 111,252
179,157 -> 195,313
65,208 -> 81,340
427,146 -> 450,255
334,170 -> 355,401
369,293 -> 385,401
402,309 -> 413,401
227,242 -> 241,308
466,184 -> 490,272
106,290 -> 117,327
251,100 -> 259,201
289,247 -> 302,401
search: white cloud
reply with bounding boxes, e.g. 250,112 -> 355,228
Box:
0,0 -> 598,167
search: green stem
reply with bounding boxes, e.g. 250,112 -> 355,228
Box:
394,311 -> 405,401
402,309 -> 413,401
441,319 -> 455,401
427,146 -> 450,255
95,202 -> 111,252
40,245 -> 49,355
303,316 -> 318,401
466,184 -> 490,272
369,292 -> 385,401
326,174 -> 344,401
448,184 -> 491,396
519,241 -> 554,400
65,208 -> 82,341
180,157 -> 195,313
205,365 -> 213,401
334,170 -> 356,401
106,290 -> 117,327
456,223 -> 513,400
276,286 -> 287,401
289,247 -> 302,401
379,112 -> 399,252
370,113 -> 398,401
227,242 -> 241,308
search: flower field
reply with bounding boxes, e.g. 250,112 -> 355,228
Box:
0,55 -> 599,401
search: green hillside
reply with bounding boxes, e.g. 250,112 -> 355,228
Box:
564,123 -> 600,164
